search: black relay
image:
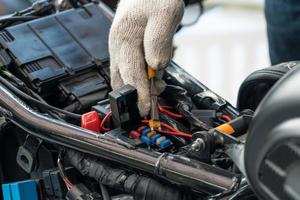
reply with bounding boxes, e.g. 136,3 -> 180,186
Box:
109,85 -> 140,130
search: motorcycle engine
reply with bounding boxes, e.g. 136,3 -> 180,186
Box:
0,1 -> 279,200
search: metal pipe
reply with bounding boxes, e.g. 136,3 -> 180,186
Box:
0,84 -> 239,194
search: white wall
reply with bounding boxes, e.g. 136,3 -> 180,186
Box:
173,2 -> 269,105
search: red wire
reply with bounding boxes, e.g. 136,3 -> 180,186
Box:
99,104 -> 185,136
159,107 -> 184,119
158,104 -> 184,119
100,111 -> 112,132
137,126 -> 147,133
64,178 -> 73,190
142,120 -> 192,138
160,122 -> 181,132
158,129 -> 192,138
160,105 -> 173,109
221,114 -> 232,122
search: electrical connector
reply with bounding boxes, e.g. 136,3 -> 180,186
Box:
146,131 -> 156,138
156,136 -> 167,146
148,119 -> 161,131
141,136 -> 151,145
130,130 -> 140,139
159,139 -> 173,149
2,180 -> 38,200
81,111 -> 101,132
66,184 -> 102,200
141,128 -> 151,136
140,128 -> 174,150
42,166 -> 78,198
150,134 -> 161,143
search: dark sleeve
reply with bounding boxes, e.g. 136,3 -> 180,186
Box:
265,0 -> 300,65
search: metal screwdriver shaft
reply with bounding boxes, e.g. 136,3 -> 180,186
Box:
147,66 -> 161,131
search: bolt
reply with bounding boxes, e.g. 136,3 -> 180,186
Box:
190,138 -> 205,152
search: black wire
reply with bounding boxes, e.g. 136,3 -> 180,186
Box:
0,71 -> 65,120
0,16 -> 39,24
57,152 -> 67,179
100,183 -> 111,200
179,107 -> 210,131
29,90 -> 66,121
68,0 -> 80,8
0,76 -> 81,119
0,16 -> 39,30
1,71 -> 43,103
57,150 -> 74,189
0,4 -> 52,30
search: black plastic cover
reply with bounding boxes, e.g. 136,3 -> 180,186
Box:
59,70 -> 110,111
245,63 -> 300,200
237,61 -> 299,111
0,3 -> 111,90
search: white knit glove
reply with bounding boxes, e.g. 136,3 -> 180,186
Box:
109,0 -> 184,117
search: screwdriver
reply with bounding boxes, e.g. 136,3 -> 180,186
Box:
147,66 -> 161,131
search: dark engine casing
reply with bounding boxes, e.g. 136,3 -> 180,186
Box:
0,3 -> 111,111
245,64 -> 300,200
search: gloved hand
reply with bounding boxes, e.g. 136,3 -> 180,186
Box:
109,0 -> 184,116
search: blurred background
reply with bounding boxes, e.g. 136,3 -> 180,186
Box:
174,0 -> 269,105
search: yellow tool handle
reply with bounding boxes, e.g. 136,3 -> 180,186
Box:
215,124 -> 235,135
147,66 -> 156,79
